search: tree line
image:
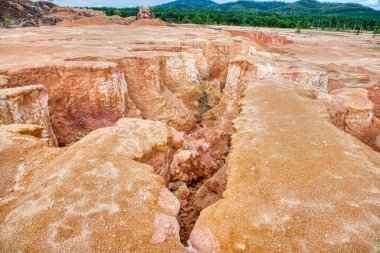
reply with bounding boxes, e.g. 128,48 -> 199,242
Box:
94,7 -> 380,33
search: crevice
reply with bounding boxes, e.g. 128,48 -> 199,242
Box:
162,124 -> 231,245
1,44 -> 245,247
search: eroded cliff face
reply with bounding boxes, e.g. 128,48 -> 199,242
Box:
0,23 -> 379,252
4,62 -> 136,146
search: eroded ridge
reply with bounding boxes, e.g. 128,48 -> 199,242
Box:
190,79 -> 380,252
1,17 -> 380,252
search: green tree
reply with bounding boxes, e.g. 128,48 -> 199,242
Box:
193,15 -> 203,24
182,16 -> 191,24
295,21 -> 301,33
113,10 -> 122,16
374,26 -> 380,37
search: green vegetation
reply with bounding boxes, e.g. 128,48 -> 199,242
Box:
295,21 -> 301,33
373,26 -> 380,37
157,0 -> 380,19
93,6 -> 380,32
113,9 -> 122,16
3,15 -> 12,26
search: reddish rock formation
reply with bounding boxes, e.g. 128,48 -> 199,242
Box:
5,62 -> 136,146
0,85 -> 57,146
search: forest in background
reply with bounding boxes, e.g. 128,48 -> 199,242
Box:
93,6 -> 380,33
92,0 -> 380,33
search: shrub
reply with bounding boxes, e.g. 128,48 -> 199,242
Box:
3,16 -> 12,26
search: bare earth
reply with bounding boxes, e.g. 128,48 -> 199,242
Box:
0,18 -> 379,253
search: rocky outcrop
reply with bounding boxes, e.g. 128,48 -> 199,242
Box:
190,80 -> 380,252
0,118 -> 185,252
137,7 -> 156,20
5,62 -> 137,146
129,7 -> 166,26
0,85 -> 57,146
0,0 -> 58,27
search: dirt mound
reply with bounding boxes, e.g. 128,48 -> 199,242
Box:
49,6 -> 105,19
131,18 -> 167,26
228,29 -> 293,46
0,0 -> 58,27
57,16 -> 115,27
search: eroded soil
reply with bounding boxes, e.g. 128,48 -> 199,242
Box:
0,21 -> 379,252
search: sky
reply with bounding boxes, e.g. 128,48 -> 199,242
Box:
49,0 -> 380,10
